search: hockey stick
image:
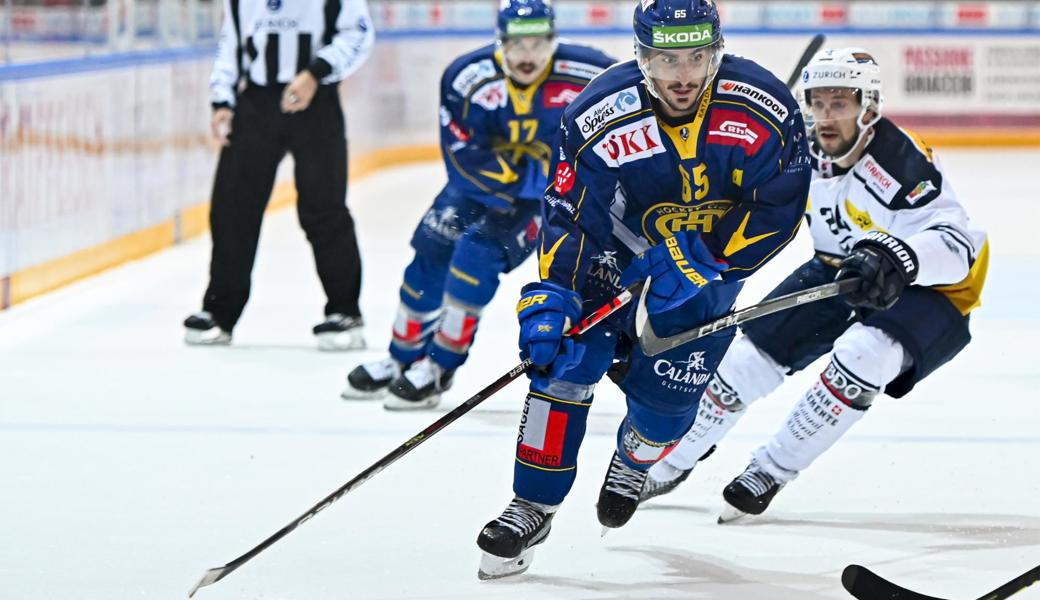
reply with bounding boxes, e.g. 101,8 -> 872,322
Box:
636,277 -> 860,357
842,563 -> 1040,600
787,33 -> 827,89
187,282 -> 641,597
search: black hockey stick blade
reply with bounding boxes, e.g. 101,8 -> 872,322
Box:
978,564 -> 1040,600
843,564 -> 947,600
637,277 -> 860,357
842,563 -> 1040,600
787,33 -> 827,89
187,282 -> 641,597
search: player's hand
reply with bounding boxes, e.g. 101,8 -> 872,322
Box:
836,231 -> 918,310
517,281 -> 585,380
620,231 -> 726,314
211,108 -> 234,146
281,71 -> 318,113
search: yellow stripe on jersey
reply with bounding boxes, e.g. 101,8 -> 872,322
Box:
657,86 -> 713,160
539,232 -> 570,281
496,48 -> 551,116
935,237 -> 989,315
897,126 -> 935,162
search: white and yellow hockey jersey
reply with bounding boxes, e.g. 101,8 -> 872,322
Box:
806,117 -> 988,315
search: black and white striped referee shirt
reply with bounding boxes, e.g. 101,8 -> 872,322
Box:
210,0 -> 374,108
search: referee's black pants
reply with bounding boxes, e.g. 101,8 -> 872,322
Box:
202,84 -> 362,332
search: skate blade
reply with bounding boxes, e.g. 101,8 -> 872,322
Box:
717,501 -> 748,524
184,329 -> 231,346
316,331 -> 366,352
600,526 -> 610,538
383,394 -> 441,411
477,548 -> 535,580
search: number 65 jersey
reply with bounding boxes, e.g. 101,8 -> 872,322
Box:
539,55 -> 812,292
807,118 -> 989,315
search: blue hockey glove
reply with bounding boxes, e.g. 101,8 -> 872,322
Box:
517,281 -> 585,378
620,232 -> 726,314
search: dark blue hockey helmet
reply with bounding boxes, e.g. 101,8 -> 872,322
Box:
633,0 -> 724,114
496,0 -> 557,84
496,0 -> 556,41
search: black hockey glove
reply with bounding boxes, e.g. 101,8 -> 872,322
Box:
836,231 -> 919,310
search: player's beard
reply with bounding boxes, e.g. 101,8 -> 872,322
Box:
658,80 -> 703,116
815,122 -> 858,159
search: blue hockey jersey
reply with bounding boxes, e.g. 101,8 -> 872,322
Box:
440,42 -> 615,211
539,55 -> 812,291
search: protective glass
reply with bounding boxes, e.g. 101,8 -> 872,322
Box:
636,41 -> 722,88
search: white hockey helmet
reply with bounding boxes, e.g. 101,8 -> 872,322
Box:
800,47 -> 883,162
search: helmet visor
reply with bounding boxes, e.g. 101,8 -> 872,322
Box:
805,87 -> 863,125
637,40 -> 722,112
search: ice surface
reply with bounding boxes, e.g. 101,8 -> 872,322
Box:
1,150 -> 1038,599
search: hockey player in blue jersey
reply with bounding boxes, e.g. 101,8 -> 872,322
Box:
341,0 -> 614,410
639,48 -> 989,521
475,0 -> 812,579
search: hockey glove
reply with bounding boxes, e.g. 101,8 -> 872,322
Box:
620,232 -> 727,314
517,281 -> 586,379
836,231 -> 919,310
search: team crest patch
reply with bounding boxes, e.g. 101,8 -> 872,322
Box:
641,200 -> 734,243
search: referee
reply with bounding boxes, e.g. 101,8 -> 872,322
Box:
184,0 -> 374,350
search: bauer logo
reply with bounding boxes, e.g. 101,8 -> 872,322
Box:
516,397 -> 568,468
592,116 -> 665,167
716,79 -> 790,122
576,86 -> 640,139
651,23 -> 714,48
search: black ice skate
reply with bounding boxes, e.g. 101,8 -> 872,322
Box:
384,358 -> 453,411
313,314 -> 366,351
476,497 -> 556,580
341,357 -> 402,400
597,452 -> 648,529
183,311 -> 231,346
719,461 -> 785,523
639,445 -> 716,503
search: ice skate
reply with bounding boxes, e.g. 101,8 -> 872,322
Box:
341,357 -> 402,400
476,497 -> 555,580
313,314 -> 366,351
719,460 -> 784,523
597,452 -> 648,529
384,358 -> 453,411
183,311 -> 231,346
